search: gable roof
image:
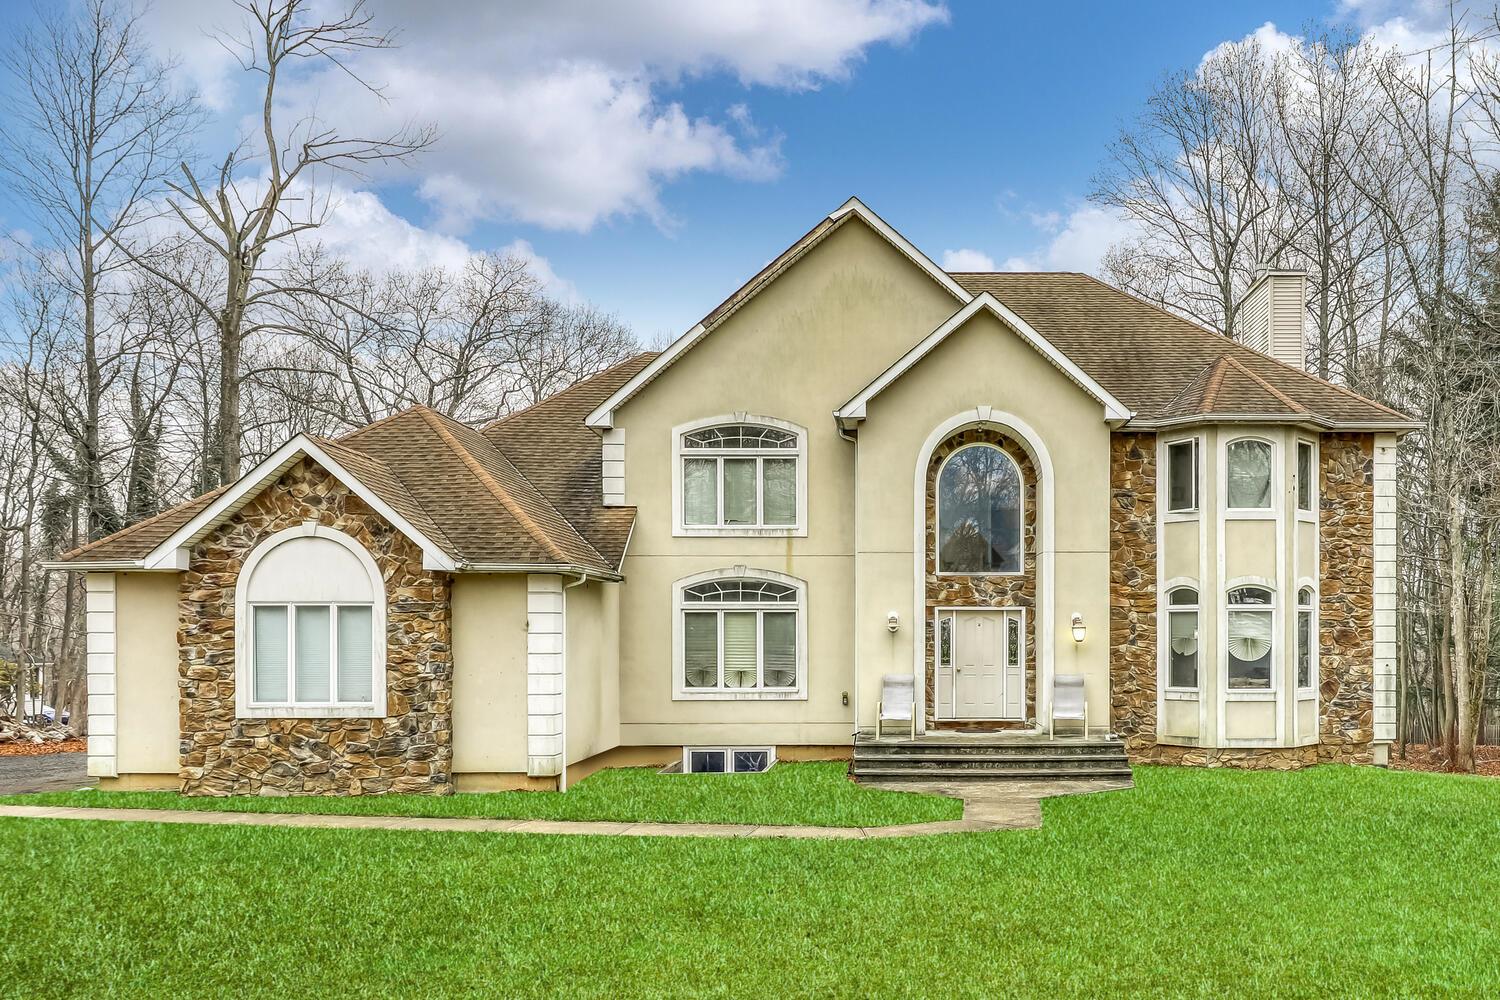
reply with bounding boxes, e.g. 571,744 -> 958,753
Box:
948,272 -> 1413,429
585,196 -> 969,429
51,360 -> 662,575
836,292 -> 1134,423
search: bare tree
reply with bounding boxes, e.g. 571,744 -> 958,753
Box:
127,0 -> 434,485
0,0 -> 199,542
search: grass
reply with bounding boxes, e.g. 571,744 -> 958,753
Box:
4,765 -> 1500,997
0,762 -> 960,828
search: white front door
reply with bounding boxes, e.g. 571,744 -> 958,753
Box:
943,610 -> 1024,720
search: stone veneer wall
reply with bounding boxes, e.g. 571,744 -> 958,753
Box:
1317,433 -> 1376,763
1108,432 -> 1158,753
178,457 -> 453,795
924,427 -> 1037,727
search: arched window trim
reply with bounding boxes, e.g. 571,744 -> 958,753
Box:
1161,578 -> 1200,694
233,521 -> 387,719
935,441 -> 1025,577
1223,435 -> 1278,516
672,567 -> 808,701
671,414 -> 808,538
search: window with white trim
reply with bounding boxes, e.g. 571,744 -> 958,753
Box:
1166,439 -> 1199,513
236,525 -> 385,717
1296,440 -> 1316,514
1166,587 -> 1199,689
1296,586 -> 1316,690
1226,586 -> 1274,690
937,443 -> 1023,574
678,420 -> 803,532
1226,438 -> 1274,510
675,572 -> 805,698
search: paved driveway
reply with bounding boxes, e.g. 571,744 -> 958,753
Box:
0,753 -> 91,795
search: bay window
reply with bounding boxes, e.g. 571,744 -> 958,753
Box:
1297,586 -> 1316,690
1166,438 -> 1199,513
1297,440 -> 1316,514
1226,586 -> 1274,690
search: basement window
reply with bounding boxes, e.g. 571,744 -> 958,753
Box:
683,746 -> 776,774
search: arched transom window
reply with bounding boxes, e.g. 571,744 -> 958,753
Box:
235,523 -> 385,718
674,571 -> 805,699
676,417 -> 806,534
937,443 -> 1023,574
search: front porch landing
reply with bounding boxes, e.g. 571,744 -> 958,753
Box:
852,728 -> 1132,782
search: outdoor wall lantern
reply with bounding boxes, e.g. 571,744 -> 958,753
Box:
886,611 -> 901,633
1071,613 -> 1087,643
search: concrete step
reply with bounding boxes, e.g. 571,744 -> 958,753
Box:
854,742 -> 1124,757
851,765 -> 1135,781
851,753 -> 1129,769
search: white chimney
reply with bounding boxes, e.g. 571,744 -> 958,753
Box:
1235,266 -> 1306,370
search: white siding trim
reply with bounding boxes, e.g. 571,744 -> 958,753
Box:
1373,433 -> 1398,743
602,427 -> 626,506
85,573 -> 118,779
527,575 -> 566,777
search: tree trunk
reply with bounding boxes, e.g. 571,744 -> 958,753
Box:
1449,493 -> 1475,772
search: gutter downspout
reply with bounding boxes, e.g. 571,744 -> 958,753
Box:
560,572 -> 588,791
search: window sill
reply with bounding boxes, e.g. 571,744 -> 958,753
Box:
238,704 -> 385,719
1295,511 -> 1317,523
934,570 -> 1025,579
1296,689 -> 1318,700
1163,689 -> 1199,700
1224,690 -> 1275,701
1224,509 -> 1276,520
1162,510 -> 1200,523
673,689 -> 807,702
674,525 -> 806,538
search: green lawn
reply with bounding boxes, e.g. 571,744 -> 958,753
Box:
0,762 -> 960,827
4,765 -> 1500,997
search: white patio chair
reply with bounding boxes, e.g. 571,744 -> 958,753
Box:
876,674 -> 917,740
1050,674 -> 1089,739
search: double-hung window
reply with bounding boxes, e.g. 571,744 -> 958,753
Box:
675,573 -> 806,699
677,419 -> 805,533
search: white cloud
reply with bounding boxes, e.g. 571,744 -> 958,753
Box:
1198,21 -> 1300,72
1001,205 -> 1138,273
141,0 -> 948,232
940,248 -> 996,271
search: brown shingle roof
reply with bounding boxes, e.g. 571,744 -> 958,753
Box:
484,353 -> 657,568
54,486 -> 228,564
948,272 -> 1410,426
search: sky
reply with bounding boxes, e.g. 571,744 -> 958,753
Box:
0,0 -> 1468,345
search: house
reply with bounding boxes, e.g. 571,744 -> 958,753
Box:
51,198 -> 1416,795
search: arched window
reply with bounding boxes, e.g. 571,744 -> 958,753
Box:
1226,586 -> 1274,690
675,417 -> 806,534
1296,586 -> 1317,690
937,444 -> 1022,574
674,570 -> 805,698
1166,586 -> 1199,690
235,524 -> 385,717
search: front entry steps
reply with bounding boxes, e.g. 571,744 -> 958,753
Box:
852,728 -> 1132,782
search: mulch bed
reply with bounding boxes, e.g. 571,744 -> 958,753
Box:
0,739 -> 87,758
1387,743 -> 1500,777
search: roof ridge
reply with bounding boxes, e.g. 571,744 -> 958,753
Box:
1226,357 -> 1308,414
1199,355 -> 1234,413
415,406 -> 573,564
58,484 -> 231,560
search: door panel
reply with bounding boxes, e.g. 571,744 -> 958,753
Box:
945,610 -> 1024,721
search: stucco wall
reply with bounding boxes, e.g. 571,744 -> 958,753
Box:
566,580 -> 620,765
451,574 -> 528,775
113,572 -> 180,777
612,217 -> 961,745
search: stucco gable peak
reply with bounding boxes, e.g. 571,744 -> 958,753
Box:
835,292 -> 1134,425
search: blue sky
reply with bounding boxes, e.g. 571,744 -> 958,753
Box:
0,1 -> 1441,343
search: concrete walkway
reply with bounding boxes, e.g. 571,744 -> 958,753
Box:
0,776 -> 1131,839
